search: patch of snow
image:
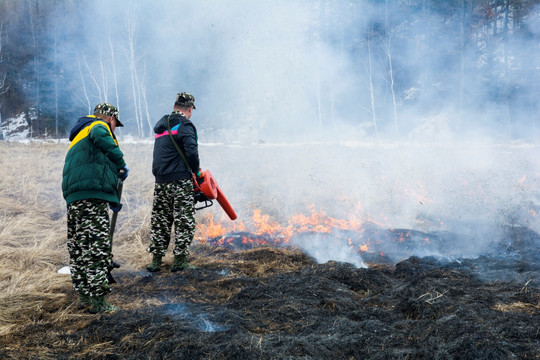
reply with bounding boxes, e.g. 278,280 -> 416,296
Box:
1,113 -> 30,140
57,266 -> 71,274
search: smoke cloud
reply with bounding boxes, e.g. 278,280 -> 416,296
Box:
44,1 -> 540,265
51,0 -> 539,142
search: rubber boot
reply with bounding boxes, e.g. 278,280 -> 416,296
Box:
89,296 -> 118,314
77,292 -> 91,309
146,254 -> 162,272
171,255 -> 193,272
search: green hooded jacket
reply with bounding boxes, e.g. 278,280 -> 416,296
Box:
62,115 -> 126,205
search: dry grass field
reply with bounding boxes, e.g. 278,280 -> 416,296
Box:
1,140 -> 539,359
0,139 -> 330,343
1,142 -> 74,338
0,141 -> 175,337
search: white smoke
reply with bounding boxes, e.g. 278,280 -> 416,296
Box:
50,0 -> 538,142
42,1 -> 540,265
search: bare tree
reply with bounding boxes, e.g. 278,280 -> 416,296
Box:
77,57 -> 91,114
383,0 -> 399,137
140,59 -> 153,136
313,0 -> 323,130
458,0 -> 466,117
81,53 -> 104,102
0,22 -> 9,139
502,0 -> 512,139
126,8 -> 143,136
98,46 -> 108,102
125,8 -> 142,137
0,22 -> 3,64
28,0 -> 41,136
106,19 -> 120,114
0,23 -> 7,95
125,7 -> 152,138
0,73 -> 7,95
52,9 -> 59,139
367,36 -> 379,138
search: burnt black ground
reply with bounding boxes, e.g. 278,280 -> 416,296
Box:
1,233 -> 539,360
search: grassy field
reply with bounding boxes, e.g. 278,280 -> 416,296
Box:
0,141 -> 179,337
1,140 -> 539,359
0,139 -> 331,338
2,139 -> 540,313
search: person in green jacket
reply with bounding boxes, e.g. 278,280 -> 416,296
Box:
62,103 -> 129,314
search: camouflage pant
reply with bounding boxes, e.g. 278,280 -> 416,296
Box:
148,179 -> 195,257
67,199 -> 112,298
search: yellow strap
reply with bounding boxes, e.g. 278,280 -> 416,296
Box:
69,116 -> 118,150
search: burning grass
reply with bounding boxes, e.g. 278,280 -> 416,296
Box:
1,141 -> 539,359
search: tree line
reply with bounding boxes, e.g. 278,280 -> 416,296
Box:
0,0 -> 538,140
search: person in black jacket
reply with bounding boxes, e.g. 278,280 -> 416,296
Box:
147,92 -> 202,272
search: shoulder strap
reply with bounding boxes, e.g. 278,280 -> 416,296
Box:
167,115 -> 193,174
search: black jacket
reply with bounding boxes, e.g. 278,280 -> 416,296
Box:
152,113 -> 199,183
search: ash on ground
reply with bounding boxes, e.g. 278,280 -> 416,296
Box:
1,228 -> 539,359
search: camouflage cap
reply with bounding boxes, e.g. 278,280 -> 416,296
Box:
94,103 -> 123,127
175,92 -> 196,109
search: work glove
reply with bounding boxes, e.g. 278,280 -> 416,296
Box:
118,166 -> 129,181
109,202 -> 123,213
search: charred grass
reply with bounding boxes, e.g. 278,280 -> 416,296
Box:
0,142 -> 539,359
2,246 -> 539,360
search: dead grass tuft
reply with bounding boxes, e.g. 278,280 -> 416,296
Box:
493,301 -> 540,314
190,244 -> 316,278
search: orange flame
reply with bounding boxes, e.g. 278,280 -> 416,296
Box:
252,209 -> 283,237
196,203 -> 393,247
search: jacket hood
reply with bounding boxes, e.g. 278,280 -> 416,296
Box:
69,116 -> 100,141
153,115 -> 170,134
